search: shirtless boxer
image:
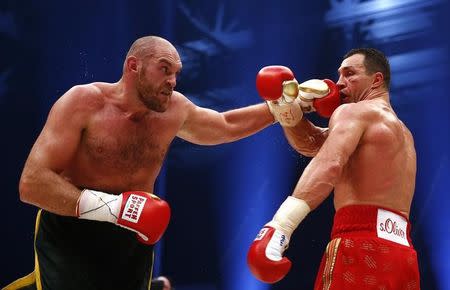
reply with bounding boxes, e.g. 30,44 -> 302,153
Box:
4,36 -> 277,290
248,48 -> 420,290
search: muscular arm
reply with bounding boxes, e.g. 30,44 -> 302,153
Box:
177,100 -> 274,145
291,104 -> 366,210
282,117 -> 329,157
19,86 -> 93,216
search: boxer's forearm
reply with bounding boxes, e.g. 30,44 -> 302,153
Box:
222,103 -> 274,137
19,166 -> 81,216
282,118 -> 328,157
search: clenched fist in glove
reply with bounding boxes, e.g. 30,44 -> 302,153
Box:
298,79 -> 341,118
256,65 -> 303,127
247,196 -> 311,283
77,189 -> 171,245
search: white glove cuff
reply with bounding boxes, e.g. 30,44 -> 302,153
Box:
270,196 -> 311,237
266,100 -> 303,127
266,101 -> 279,124
77,189 -> 122,223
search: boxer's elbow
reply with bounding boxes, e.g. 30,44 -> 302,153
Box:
18,169 -> 40,204
19,174 -> 33,204
322,159 -> 344,185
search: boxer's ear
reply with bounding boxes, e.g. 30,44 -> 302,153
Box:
126,56 -> 138,73
371,72 -> 384,89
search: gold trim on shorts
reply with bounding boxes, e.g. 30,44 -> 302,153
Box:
147,250 -> 155,290
2,210 -> 43,290
33,210 -> 43,290
322,238 -> 341,290
2,272 -> 35,290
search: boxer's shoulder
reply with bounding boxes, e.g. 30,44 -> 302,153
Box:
171,90 -> 190,104
169,90 -> 198,115
68,82 -> 104,97
329,103 -> 364,127
46,85 -> 103,125
57,83 -> 105,109
332,100 -> 391,126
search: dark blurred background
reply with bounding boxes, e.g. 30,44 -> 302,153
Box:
1,0 -> 449,289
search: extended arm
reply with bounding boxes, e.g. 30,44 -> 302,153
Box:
177,100 -> 273,145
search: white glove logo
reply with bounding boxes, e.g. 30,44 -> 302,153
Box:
255,227 -> 269,241
121,194 -> 147,223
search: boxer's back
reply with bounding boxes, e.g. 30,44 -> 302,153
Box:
334,99 -> 416,216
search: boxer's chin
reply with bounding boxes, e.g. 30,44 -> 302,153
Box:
145,98 -> 168,113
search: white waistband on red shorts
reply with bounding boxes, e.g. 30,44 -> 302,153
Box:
331,205 -> 412,247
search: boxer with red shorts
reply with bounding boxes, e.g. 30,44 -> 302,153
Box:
247,48 -> 420,289
314,205 -> 420,289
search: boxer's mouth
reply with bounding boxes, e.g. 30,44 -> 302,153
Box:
161,89 -> 172,96
340,92 -> 349,102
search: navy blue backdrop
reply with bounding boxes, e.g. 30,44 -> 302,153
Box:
1,1 -> 449,290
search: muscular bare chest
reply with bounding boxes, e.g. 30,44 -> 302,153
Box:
81,109 -> 177,171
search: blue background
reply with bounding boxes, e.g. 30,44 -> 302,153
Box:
1,0 -> 449,289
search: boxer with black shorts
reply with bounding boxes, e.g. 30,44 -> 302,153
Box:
4,35 -> 275,290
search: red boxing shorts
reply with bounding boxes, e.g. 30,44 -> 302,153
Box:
313,205 -> 420,290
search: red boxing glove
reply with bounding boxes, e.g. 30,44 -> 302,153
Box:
247,197 -> 311,283
313,79 -> 341,118
256,65 -> 303,126
298,79 -> 342,118
77,189 -> 171,245
117,191 -> 171,245
256,65 -> 298,101
247,225 -> 292,283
